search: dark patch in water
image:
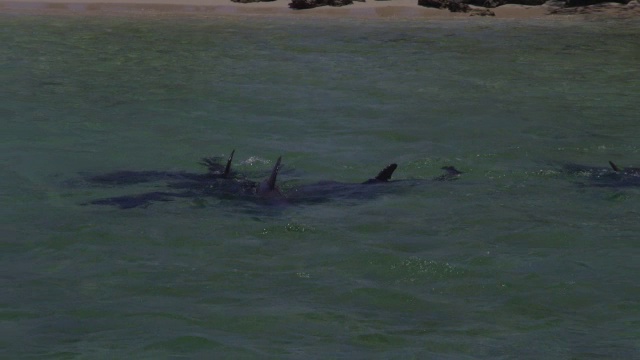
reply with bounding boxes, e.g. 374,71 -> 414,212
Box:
81,151 -> 462,209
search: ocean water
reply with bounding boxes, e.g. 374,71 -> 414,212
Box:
1,13 -> 639,358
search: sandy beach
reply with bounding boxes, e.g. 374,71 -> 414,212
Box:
1,0 -> 639,19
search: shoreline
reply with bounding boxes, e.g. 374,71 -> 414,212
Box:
1,0 -> 639,19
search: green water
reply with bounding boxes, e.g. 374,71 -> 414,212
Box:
1,13 -> 639,358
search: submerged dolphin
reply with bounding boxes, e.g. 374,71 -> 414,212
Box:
84,152 -> 463,209
251,162 -> 400,205
87,191 -> 194,209
86,150 -> 237,186
84,150 -> 242,208
83,154 -> 284,208
224,158 -> 463,205
608,161 -> 640,177
562,160 -> 640,187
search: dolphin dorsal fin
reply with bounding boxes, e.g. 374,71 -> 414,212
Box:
266,156 -> 282,190
257,156 -> 282,196
375,163 -> 398,182
224,149 -> 235,178
362,163 -> 398,184
609,161 -> 622,172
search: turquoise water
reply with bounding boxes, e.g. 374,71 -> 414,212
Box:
1,13 -> 640,358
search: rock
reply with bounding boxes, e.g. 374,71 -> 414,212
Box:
448,0 -> 472,9
289,0 -> 320,8
231,0 -> 276,3
418,0 -> 498,13
417,0 -> 468,10
327,0 -> 355,5
480,0 -> 504,7
417,0 -> 446,7
289,0 -> 353,8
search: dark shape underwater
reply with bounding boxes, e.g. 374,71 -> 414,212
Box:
562,160 -> 640,187
87,150 -> 237,186
83,150 -> 463,209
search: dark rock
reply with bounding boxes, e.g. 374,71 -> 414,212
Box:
449,0 -> 472,9
461,0 -> 495,7
289,0 -> 320,8
417,0 -> 471,11
231,0 -> 276,3
481,0 -> 504,7
327,0 -> 354,5
289,0 -> 353,8
418,0 -> 446,7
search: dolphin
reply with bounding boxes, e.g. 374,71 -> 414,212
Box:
83,150 -> 240,208
434,166 -> 464,181
86,149 -> 238,186
267,161 -> 462,205
362,163 -> 398,184
200,149 -> 235,178
84,152 -> 278,208
608,161 -> 640,176
256,156 -> 285,198
84,152 -> 463,209
562,160 -> 640,187
87,191 -> 196,209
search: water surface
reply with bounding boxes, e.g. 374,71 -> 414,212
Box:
1,14 -> 639,358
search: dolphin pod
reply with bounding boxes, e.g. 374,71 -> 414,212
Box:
84,150 -> 463,209
83,151 -> 639,209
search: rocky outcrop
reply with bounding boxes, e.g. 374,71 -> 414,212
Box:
231,0 -> 637,15
418,0 -> 496,13
418,0 -> 469,10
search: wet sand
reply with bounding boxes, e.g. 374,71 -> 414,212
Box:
0,0 -> 638,19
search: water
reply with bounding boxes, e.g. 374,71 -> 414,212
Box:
1,13 -> 639,358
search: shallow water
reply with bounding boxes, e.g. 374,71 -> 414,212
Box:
1,13 -> 639,358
